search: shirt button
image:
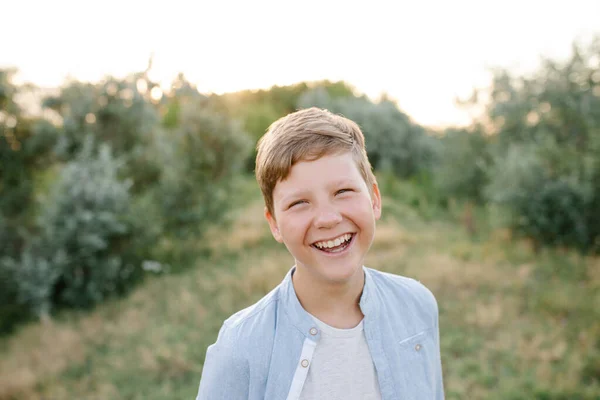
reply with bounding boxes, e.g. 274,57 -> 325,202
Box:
309,327 -> 318,335
301,359 -> 309,368
415,344 -> 422,351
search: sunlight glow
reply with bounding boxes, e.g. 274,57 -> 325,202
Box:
136,79 -> 148,95
85,113 -> 96,124
2,0 -> 599,128
150,86 -> 163,102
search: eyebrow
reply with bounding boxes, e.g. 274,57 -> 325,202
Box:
329,178 -> 358,188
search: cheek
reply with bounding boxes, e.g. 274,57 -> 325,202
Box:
349,203 -> 378,233
346,197 -> 374,216
280,215 -> 310,240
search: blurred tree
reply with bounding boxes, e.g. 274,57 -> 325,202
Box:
43,74 -> 162,192
1,69 -> 56,255
0,69 -> 58,332
161,72 -> 208,128
34,138 -> 141,311
433,125 -> 492,203
462,36 -> 600,252
155,99 -> 252,237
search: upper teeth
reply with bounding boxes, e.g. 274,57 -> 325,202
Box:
314,233 -> 352,249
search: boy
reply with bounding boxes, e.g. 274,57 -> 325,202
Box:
196,107 -> 444,399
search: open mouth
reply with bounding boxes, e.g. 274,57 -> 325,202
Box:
311,233 -> 355,254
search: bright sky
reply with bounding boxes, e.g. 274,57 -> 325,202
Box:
2,0 -> 599,128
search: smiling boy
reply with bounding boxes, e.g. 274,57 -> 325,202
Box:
196,107 -> 444,399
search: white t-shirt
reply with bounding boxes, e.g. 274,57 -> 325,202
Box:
298,315 -> 382,400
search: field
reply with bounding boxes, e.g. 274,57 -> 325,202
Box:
1,178 -> 599,400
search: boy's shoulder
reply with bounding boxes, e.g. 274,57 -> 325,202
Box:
215,281 -> 284,347
366,267 -> 439,327
368,267 -> 437,303
224,283 -> 282,329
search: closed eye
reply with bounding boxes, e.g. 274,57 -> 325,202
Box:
336,188 -> 353,195
288,200 -> 307,209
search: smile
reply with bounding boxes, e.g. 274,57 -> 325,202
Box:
311,233 -> 355,253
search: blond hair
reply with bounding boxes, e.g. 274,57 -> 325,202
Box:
255,107 -> 376,216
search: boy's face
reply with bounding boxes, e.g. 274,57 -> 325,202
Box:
265,152 -> 382,285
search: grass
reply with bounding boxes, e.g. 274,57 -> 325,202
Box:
1,178 -> 599,399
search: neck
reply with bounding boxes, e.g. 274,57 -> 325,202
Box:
292,265 -> 365,329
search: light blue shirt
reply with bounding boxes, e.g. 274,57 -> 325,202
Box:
196,266 -> 444,400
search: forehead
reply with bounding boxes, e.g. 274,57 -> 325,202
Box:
272,152 -> 365,200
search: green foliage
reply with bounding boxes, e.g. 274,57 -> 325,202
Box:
0,241 -> 30,334
456,37 -> 600,253
34,139 -> 143,310
43,75 -> 162,192
519,179 -> 590,249
236,101 -> 280,171
1,67 -> 256,332
1,246 -> 63,319
218,81 -> 312,126
155,101 -> 252,237
485,141 -> 597,251
484,143 -> 546,205
580,337 -> 600,386
0,117 -> 56,222
0,70 -> 56,259
377,170 -> 448,224
433,126 -> 492,203
0,137 -> 147,332
214,80 -> 356,170
482,39 -> 600,151
242,102 -> 280,143
298,88 -> 438,177
160,73 -> 207,129
44,76 -> 158,156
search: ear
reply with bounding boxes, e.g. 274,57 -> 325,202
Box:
371,181 -> 382,220
265,206 -> 283,243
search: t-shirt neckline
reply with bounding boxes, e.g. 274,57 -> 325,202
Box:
309,314 -> 364,338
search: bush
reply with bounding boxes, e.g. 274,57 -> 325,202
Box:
33,138 -> 143,310
1,70 -> 57,258
456,37 -> 600,253
155,101 -> 252,238
1,247 -> 63,319
0,252 -> 29,334
517,179 -> 590,249
44,75 -> 162,193
0,138 -> 147,329
433,126 -> 491,203
485,144 -> 595,251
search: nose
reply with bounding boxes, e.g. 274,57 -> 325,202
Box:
313,204 -> 342,229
